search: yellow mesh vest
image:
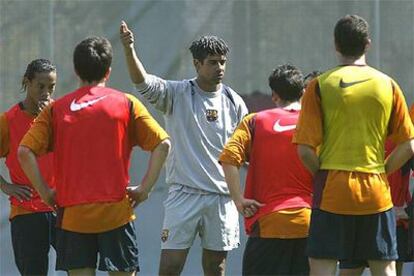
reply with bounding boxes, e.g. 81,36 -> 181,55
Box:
318,65 -> 393,173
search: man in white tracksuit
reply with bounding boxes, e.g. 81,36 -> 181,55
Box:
120,21 -> 248,275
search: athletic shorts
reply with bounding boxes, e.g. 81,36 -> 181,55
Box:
10,211 -> 56,275
55,222 -> 139,272
340,224 -> 414,269
161,184 -> 240,251
307,208 -> 398,261
243,237 -> 309,275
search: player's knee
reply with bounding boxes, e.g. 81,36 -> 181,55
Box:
203,263 -> 226,276
159,249 -> 188,276
202,257 -> 226,276
159,260 -> 185,276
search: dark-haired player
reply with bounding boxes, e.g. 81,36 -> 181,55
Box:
18,37 -> 170,275
294,14 -> 414,275
120,21 -> 248,275
0,58 -> 56,275
220,64 -> 313,275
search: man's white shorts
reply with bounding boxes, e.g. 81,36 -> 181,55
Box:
160,185 -> 240,251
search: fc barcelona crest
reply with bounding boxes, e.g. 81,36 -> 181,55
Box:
206,109 -> 218,122
161,229 -> 169,242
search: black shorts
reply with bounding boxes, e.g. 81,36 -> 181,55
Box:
395,224 -> 413,262
307,208 -> 398,261
340,224 -> 414,269
242,236 -> 309,275
10,212 -> 56,275
55,222 -> 139,272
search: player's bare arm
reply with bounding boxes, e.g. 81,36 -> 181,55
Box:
0,175 -> 32,201
385,139 -> 414,174
222,163 -> 264,217
297,144 -> 320,175
120,20 -> 148,85
127,138 -> 170,208
17,145 -> 56,209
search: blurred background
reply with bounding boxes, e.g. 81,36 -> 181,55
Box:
1,0 -> 414,275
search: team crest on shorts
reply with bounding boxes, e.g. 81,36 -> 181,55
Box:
206,109 -> 218,122
161,229 -> 169,242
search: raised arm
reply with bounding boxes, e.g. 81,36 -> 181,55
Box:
120,21 -> 174,114
120,21 -> 147,85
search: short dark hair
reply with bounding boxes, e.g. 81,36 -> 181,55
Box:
334,15 -> 370,57
304,70 -> 322,87
189,35 -> 229,62
21,58 -> 56,91
73,36 -> 112,82
268,64 -> 304,102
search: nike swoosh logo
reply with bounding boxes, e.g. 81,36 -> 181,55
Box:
70,95 -> 108,111
273,119 -> 296,132
339,78 -> 371,88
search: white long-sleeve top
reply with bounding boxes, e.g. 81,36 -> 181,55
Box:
135,74 -> 248,194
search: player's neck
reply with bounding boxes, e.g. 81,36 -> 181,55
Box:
79,80 -> 106,88
196,78 -> 220,92
276,100 -> 300,110
22,98 -> 39,116
338,54 -> 367,66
